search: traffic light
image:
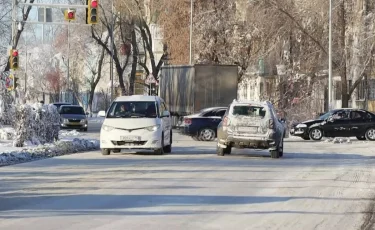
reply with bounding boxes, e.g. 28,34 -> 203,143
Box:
10,49 -> 19,70
87,0 -> 98,24
64,9 -> 76,21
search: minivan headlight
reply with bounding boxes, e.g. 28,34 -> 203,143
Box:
146,125 -> 160,131
80,119 -> 87,124
102,125 -> 114,131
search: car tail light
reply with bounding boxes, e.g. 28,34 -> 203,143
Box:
223,116 -> 229,126
268,119 -> 274,129
184,118 -> 192,125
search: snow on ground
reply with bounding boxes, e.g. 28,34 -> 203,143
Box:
59,130 -> 82,137
0,138 -> 99,167
0,127 -> 99,167
1,135 -> 375,230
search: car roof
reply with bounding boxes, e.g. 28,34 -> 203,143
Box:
60,105 -> 83,108
231,100 -> 269,107
115,95 -> 160,102
53,102 -> 71,105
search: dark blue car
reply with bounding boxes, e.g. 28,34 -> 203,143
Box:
180,107 -> 227,141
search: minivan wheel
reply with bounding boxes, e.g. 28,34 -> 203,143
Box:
278,139 -> 284,157
309,128 -> 323,141
199,128 -> 216,141
101,149 -> 110,155
365,128 -> 375,141
154,135 -> 165,155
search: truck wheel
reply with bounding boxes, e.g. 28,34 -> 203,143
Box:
199,128 -> 216,141
101,149 -> 110,155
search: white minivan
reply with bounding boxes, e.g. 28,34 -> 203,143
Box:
100,95 -> 172,155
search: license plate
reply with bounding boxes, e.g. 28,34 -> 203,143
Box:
238,127 -> 258,133
69,122 -> 80,125
120,136 -> 141,141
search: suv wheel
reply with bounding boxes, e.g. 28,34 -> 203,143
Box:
199,128 -> 216,141
309,128 -> 323,141
365,128 -> 375,141
217,145 -> 231,156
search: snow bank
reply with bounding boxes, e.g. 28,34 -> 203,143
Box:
59,130 -> 81,137
0,138 -> 99,167
0,127 -> 15,140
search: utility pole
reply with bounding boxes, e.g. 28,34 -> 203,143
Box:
189,0 -> 193,65
328,0 -> 333,110
67,21 -> 71,103
110,0 -> 114,101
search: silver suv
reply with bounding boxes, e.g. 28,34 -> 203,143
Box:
216,100 -> 285,158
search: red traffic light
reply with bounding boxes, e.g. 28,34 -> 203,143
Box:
68,11 -> 74,19
91,0 -> 98,8
12,50 -> 18,57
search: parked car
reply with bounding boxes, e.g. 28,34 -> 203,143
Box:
52,102 -> 71,111
100,95 -> 172,155
59,105 -> 88,131
216,100 -> 285,158
290,109 -> 344,140
307,108 -> 375,141
97,110 -> 106,117
180,107 -> 227,141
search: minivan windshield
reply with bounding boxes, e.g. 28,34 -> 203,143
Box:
232,105 -> 266,118
107,101 -> 158,118
60,106 -> 85,115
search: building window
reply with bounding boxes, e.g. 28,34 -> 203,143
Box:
249,83 -> 255,100
334,81 -> 342,100
242,83 -> 248,99
369,80 -> 375,100
357,80 -> 366,100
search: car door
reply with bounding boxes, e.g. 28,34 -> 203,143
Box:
323,110 -> 352,137
213,109 -> 226,127
349,111 -> 370,137
159,101 -> 172,145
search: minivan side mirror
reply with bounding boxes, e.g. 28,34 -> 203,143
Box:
161,111 -> 170,118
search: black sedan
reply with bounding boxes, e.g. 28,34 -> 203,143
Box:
290,109 -> 344,140
306,109 -> 375,141
180,107 -> 227,141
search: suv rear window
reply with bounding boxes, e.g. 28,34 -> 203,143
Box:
232,105 -> 266,117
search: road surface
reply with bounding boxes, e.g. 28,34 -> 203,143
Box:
1,134 -> 375,230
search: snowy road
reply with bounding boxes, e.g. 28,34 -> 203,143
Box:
1,134 -> 375,230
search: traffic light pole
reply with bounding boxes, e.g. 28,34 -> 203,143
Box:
67,21 -> 70,103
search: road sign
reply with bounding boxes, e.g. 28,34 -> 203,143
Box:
145,74 -> 156,84
5,73 -> 14,91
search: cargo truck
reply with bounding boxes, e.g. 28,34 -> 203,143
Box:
158,64 -> 238,126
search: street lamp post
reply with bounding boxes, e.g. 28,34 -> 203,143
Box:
328,0 -> 333,110
189,0 -> 193,65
